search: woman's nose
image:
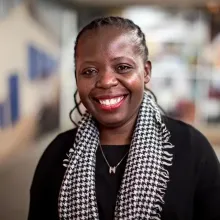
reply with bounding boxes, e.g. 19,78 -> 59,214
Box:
96,70 -> 118,89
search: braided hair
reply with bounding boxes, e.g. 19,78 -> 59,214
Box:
69,16 -> 164,125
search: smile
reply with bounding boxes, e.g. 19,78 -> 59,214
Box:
99,96 -> 124,106
94,95 -> 127,111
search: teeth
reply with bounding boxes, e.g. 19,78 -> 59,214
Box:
99,96 -> 124,106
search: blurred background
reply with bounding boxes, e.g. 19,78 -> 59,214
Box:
0,0 -> 220,219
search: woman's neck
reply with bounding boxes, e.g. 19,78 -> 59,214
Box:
99,116 -> 137,145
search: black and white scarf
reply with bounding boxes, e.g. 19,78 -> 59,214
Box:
58,92 -> 174,220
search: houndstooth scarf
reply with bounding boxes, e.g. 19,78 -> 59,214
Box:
58,92 -> 174,220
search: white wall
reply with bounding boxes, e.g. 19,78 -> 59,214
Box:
59,9 -> 79,131
0,1 -> 80,132
0,3 -> 59,118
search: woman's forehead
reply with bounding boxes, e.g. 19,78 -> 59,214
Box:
79,25 -> 126,40
76,27 -> 138,59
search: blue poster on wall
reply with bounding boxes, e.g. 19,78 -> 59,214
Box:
28,44 -> 57,81
9,74 -> 19,124
28,45 -> 41,80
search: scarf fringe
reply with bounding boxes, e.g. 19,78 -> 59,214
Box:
151,213 -> 161,220
149,98 -> 174,220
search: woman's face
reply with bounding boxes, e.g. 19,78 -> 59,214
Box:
75,26 -> 151,128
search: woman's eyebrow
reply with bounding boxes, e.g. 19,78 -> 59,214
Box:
79,57 -> 136,67
111,56 -> 135,64
80,60 -> 98,65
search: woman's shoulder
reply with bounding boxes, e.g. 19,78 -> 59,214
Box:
163,116 -> 216,161
30,128 -> 78,191
56,128 -> 78,143
43,128 -> 78,158
33,128 -> 77,175
164,116 -> 209,143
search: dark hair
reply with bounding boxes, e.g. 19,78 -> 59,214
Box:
74,16 -> 149,70
70,16 -> 164,126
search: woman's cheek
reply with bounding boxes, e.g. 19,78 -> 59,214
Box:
125,72 -> 145,90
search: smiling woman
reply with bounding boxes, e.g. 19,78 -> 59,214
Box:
75,24 -> 151,132
28,17 -> 220,220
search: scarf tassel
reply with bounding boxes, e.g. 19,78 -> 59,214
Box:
150,106 -> 174,220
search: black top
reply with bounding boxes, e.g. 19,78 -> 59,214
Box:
28,117 -> 220,220
96,144 -> 129,220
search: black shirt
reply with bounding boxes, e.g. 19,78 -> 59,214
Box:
96,145 -> 129,220
28,117 -> 220,220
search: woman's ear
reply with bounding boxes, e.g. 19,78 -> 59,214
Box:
144,61 -> 152,84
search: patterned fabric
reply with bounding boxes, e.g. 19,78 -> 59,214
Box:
58,92 -> 174,220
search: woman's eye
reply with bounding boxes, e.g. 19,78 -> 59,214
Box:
116,65 -> 132,73
82,68 -> 97,76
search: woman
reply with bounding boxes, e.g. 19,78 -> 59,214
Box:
28,16 -> 220,220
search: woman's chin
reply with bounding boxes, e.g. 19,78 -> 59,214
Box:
96,115 -> 126,128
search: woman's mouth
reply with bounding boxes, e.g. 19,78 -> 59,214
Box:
94,95 -> 127,111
